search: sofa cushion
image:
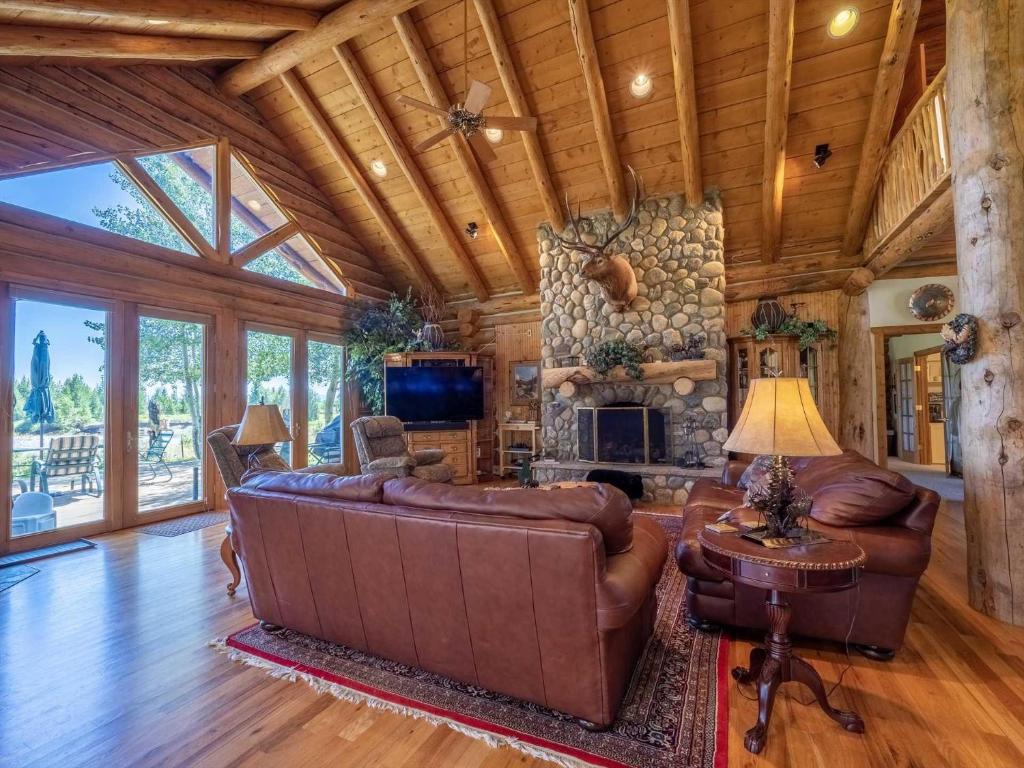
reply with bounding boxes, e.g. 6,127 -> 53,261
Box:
383,478 -> 634,554
795,452 -> 916,526
687,479 -> 744,512
240,470 -> 384,502
737,454 -> 773,490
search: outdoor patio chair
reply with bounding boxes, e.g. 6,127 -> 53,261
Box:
11,491 -> 56,536
140,430 -> 174,482
31,435 -> 102,497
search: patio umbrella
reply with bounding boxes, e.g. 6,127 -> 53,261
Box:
24,331 -> 55,449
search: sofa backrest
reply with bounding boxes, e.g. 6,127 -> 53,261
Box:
226,481 -> 620,723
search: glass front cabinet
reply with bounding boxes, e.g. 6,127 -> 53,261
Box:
727,335 -> 832,435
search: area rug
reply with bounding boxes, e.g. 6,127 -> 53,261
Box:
213,512 -> 728,768
0,565 -> 39,593
136,511 -> 227,537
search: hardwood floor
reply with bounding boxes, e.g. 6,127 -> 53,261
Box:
1,500 -> 1022,768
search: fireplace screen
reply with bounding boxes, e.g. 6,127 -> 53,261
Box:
576,406 -> 670,464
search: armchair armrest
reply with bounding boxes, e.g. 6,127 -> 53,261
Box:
294,463 -> 348,477
413,448 -> 445,465
367,456 -> 415,477
596,517 -> 667,630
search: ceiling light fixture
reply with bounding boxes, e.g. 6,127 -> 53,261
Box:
813,143 -> 833,168
827,7 -> 860,38
246,199 -> 262,212
465,221 -> 479,239
630,73 -> 653,99
484,127 -> 504,144
147,19 -> 170,25
370,159 -> 388,178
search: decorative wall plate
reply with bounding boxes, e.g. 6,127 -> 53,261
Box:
908,283 -> 954,321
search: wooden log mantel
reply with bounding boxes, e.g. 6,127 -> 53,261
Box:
541,359 -> 717,392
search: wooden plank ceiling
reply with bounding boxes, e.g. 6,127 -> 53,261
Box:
0,0 -> 958,304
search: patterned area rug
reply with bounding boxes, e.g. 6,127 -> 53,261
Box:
214,512 -> 727,768
136,511 -> 228,537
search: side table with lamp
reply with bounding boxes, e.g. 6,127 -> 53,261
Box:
707,377 -> 866,754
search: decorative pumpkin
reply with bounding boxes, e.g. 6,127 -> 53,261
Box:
909,283 -> 955,321
942,314 -> 978,364
750,296 -> 788,333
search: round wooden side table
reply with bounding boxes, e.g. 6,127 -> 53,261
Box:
697,528 -> 867,754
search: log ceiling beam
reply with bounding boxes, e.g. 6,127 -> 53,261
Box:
473,0 -> 564,232
393,12 -> 534,295
841,0 -> 922,258
0,1 -> 319,31
727,269 -> 854,302
218,0 -> 427,97
232,221 -> 300,267
332,42 -> 489,302
842,182 -> 953,295
279,71 -> 442,298
0,25 -> 263,61
666,0 -> 703,206
760,0 -> 795,263
567,0 -> 627,220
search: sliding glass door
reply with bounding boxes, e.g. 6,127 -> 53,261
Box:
124,308 -> 211,525
245,326 -> 296,466
7,291 -> 112,543
307,337 -> 345,467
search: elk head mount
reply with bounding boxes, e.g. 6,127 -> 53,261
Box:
553,166 -> 643,312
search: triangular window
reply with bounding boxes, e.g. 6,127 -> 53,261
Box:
136,145 -> 217,248
230,155 -> 289,252
0,161 -> 196,255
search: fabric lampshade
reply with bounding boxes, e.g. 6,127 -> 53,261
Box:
722,377 -> 841,457
232,403 -> 292,446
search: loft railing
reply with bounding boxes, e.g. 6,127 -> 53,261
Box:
865,67 -> 950,253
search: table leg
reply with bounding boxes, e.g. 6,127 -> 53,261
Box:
740,589 -> 864,755
220,533 -> 241,596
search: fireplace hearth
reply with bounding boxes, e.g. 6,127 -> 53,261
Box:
577,405 -> 669,464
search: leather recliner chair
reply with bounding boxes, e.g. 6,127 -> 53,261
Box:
675,452 -> 940,659
228,472 -> 667,728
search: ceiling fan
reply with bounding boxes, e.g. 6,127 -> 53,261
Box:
397,80 -> 537,163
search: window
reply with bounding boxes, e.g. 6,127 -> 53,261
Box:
136,146 -> 217,248
0,161 -> 196,255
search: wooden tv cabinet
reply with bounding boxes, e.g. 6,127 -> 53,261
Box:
383,351 -> 493,485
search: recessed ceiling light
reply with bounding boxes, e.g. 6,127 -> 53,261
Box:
484,127 -> 503,144
246,199 -> 262,212
827,7 -> 859,38
630,73 -> 653,99
370,159 -> 387,178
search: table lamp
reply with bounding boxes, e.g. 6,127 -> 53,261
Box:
232,401 -> 293,470
722,378 -> 841,539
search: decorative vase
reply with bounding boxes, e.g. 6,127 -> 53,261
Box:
751,296 -> 788,333
421,322 -> 445,350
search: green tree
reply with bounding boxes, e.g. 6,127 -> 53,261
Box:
308,341 -> 342,431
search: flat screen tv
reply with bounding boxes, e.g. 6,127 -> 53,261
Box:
385,366 -> 484,422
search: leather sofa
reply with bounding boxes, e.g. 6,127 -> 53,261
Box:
227,472 -> 667,728
675,451 -> 940,658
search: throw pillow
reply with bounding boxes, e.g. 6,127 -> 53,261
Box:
737,454 -> 775,490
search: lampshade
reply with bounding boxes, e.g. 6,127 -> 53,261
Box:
232,403 -> 292,446
723,378 -> 842,457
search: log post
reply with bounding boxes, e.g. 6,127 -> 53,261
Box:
838,291 -> 874,458
947,0 -> 1024,625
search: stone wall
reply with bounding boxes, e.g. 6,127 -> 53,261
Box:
537,192 -> 728,486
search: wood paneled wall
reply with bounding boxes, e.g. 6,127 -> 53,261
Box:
727,289 -> 842,437
493,320 -> 541,423
0,64 -> 392,300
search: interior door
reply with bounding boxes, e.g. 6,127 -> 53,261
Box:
897,357 -> 918,463
123,306 -> 212,526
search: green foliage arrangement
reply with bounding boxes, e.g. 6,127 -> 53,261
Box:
343,290 -> 439,414
743,317 -> 837,350
585,339 -> 645,381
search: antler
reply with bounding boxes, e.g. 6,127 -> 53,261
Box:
550,165 -> 644,257
602,165 -> 643,246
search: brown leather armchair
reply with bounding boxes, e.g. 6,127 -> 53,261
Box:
227,473 -> 667,728
675,452 -> 940,659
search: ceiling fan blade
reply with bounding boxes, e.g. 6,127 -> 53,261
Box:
484,115 -> 538,132
468,131 -> 498,163
463,80 -> 492,115
396,93 -> 449,117
415,125 -> 456,153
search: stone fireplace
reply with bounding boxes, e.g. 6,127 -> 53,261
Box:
533,192 -> 728,503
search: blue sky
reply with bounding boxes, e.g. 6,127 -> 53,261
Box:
0,161 -> 139,229
14,300 -> 107,388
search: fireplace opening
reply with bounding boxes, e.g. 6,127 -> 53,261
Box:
577,404 -> 670,464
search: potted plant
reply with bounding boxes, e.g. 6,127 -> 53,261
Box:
586,339 -> 645,381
